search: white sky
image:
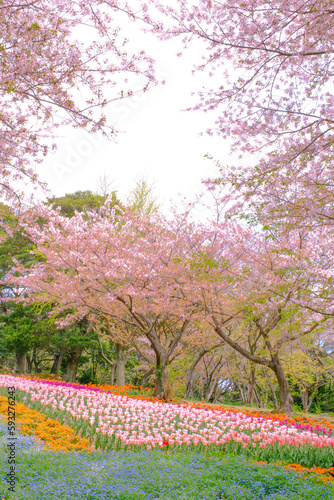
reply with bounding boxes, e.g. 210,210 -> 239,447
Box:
37,26 -> 233,214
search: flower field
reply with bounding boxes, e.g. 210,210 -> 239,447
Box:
1,375 -> 334,468
0,396 -> 93,453
1,374 -> 334,499
1,419 -> 334,500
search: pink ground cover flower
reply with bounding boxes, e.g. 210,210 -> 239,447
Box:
1,374 -> 334,452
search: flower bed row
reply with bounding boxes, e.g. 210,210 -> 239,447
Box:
2,389 -> 334,487
1,389 -> 334,486
6,372 -> 334,433
0,395 -> 92,452
1,415 -> 334,500
1,374 -> 333,469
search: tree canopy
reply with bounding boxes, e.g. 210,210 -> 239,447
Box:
0,0 -> 156,203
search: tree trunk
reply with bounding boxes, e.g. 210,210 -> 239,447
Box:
65,346 -> 83,383
109,363 -> 116,386
263,367 -> 279,410
270,355 -> 293,414
154,368 -> 164,399
154,354 -> 168,400
254,387 -> 262,408
26,353 -> 32,373
307,388 -> 318,413
213,382 -> 222,403
139,366 -> 154,387
237,382 -> 247,404
32,349 -> 39,372
185,374 -> 196,399
205,380 -> 218,402
115,343 -> 126,387
50,353 -> 64,374
185,370 -> 195,398
16,353 -> 26,374
213,318 -> 293,414
185,349 -> 207,399
98,337 -> 116,385
246,366 -> 256,406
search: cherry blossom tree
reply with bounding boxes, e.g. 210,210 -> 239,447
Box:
177,219 -> 333,413
10,196 -> 333,410
145,0 -> 334,228
0,0 -> 156,203
12,201 -> 200,398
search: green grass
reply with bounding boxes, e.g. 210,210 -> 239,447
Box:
1,420 -> 334,500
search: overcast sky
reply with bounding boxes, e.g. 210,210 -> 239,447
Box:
37,26 -> 232,215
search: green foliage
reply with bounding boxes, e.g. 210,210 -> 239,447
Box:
77,368 -> 99,385
0,228 -> 34,275
185,251 -> 229,284
126,175 -> 160,214
168,363 -> 188,398
123,350 -> 141,385
0,303 -> 53,355
293,403 -> 303,413
0,203 -> 37,302
311,383 -> 334,414
47,190 -> 119,218
0,192 -> 122,377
